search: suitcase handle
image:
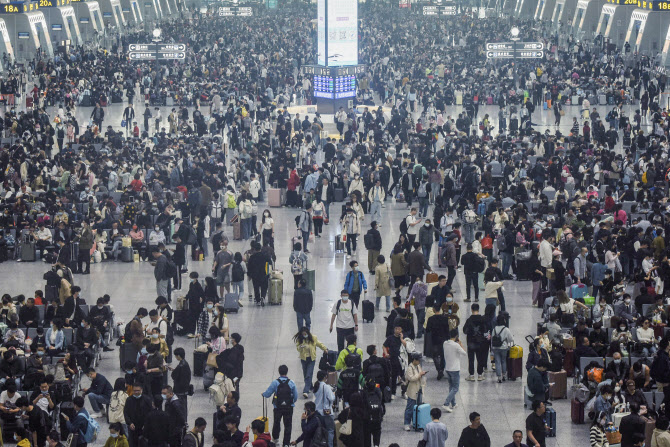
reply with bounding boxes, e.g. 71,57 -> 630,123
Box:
263,397 -> 267,418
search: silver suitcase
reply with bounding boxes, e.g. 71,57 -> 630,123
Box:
268,278 -> 282,305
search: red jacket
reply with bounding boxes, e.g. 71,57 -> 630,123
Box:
241,431 -> 272,447
287,170 -> 300,191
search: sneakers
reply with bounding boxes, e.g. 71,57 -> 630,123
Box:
477,375 -> 485,381
404,425 -> 411,431
436,371 -> 444,381
464,298 -> 471,302
102,347 -> 114,352
186,333 -> 196,338
272,440 -> 279,446
302,392 -> 309,399
441,405 -> 453,413
498,378 -> 502,383
238,301 -> 244,308
465,375 -> 476,381
90,412 -> 103,418
391,394 -> 395,400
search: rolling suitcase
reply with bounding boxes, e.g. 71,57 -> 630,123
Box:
334,188 -> 344,202
268,188 -> 281,207
362,299 -> 374,322
193,350 -> 207,377
121,246 -> 133,262
507,356 -> 523,381
563,349 -> 575,377
233,221 -> 242,240
571,398 -> 585,424
192,248 -> 203,261
255,399 -> 270,433
545,407 -> 557,437
224,293 -> 240,313
515,256 -> 532,280
335,235 -> 345,252
268,278 -> 283,305
304,269 -> 315,291
319,350 -> 338,371
571,283 -> 587,299
119,343 -> 139,370
21,240 -> 36,261
537,290 -> 551,308
412,401 -> 431,431
59,401 -> 76,439
70,242 -> 79,273
548,370 -> 568,399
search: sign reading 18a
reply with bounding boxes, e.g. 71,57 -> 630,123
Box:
3,4 -> 19,12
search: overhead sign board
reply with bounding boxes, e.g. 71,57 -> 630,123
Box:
422,5 -> 456,14
129,51 -> 186,60
486,50 -> 544,58
218,6 -> 252,15
486,42 -> 544,51
129,43 -> 186,52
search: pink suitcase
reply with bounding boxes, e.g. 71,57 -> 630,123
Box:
487,96 -> 493,105
268,188 -> 281,207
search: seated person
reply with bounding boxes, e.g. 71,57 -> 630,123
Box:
621,379 -> 649,410
73,316 -> 98,373
0,351 -> 24,389
24,345 -> 46,390
3,320 -> 25,349
588,322 -> 609,357
629,359 -> 651,391
18,298 -> 40,328
29,377 -> 56,413
89,297 -> 113,352
636,318 -> 657,357
605,352 -> 629,388
62,348 -> 79,382
0,383 -> 21,424
646,298 -> 668,324
45,320 -> 65,356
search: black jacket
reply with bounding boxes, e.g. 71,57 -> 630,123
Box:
461,251 -> 484,275
316,183 -> 335,203
218,344 -> 244,379
171,359 -> 192,395
366,228 -> 382,251
18,306 -> 39,327
619,413 -> 646,447
165,398 -> 187,437
75,327 -> 98,349
143,408 -> 170,444
87,373 -> 113,399
293,286 -> 313,314
123,394 -> 153,429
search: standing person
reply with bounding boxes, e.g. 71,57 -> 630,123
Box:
442,330 -> 467,412
293,279 -> 313,330
293,327 -> 328,399
362,379 -> 385,447
491,314 -> 514,383
383,325 -> 407,400
261,365 -> 299,447
213,240 -> 234,298
289,243 -> 309,290
151,247 -> 172,301
365,222 -> 383,275
181,418 -> 207,447
405,208 -> 422,245
463,303 -> 490,381
461,244 -> 486,303
403,353 -> 427,431
526,401 -> 549,447
143,397 -> 170,447
289,401 -> 325,447
297,203 -> 313,253
423,408 -> 449,447
374,255 -> 392,311
170,347 -> 191,405
443,235 -> 458,290
408,242 -> 432,294
457,412 -> 491,447
343,261 -> 368,308
330,290 -> 359,352
247,241 -> 271,306
76,220 -> 94,275
123,104 -> 135,135
419,219 -> 439,261
341,207 -> 361,258
367,179 -> 385,224
124,384 -> 153,447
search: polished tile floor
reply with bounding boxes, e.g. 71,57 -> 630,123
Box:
3,97 -> 639,446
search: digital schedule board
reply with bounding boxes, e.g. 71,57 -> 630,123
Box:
317,0 -> 358,67
313,74 -> 356,99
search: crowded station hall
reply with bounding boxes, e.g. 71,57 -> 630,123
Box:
3,0 -> 670,446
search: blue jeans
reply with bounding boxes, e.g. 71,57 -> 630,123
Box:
422,244 -> 432,261
444,370 -> 460,406
302,231 -> 310,251
404,396 -> 417,425
301,359 -> 315,394
430,182 -> 440,203
242,218 -> 252,240
296,312 -> 311,330
501,251 -> 513,277
416,308 -> 426,337
232,280 -> 244,296
88,393 -> 110,413
0,378 -> 20,390
112,240 -> 123,259
375,295 -> 390,310
493,349 -> 508,378
370,200 -> 382,223
418,197 -> 429,217
463,223 -> 476,244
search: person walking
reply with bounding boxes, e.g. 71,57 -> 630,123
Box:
423,408 -> 449,447
365,222 -> 383,275
491,314 -> 514,383
341,207 -> 361,258
330,290 -> 359,352
151,247 -> 172,301
343,261 -> 367,308
367,179 -> 385,224
374,255 -> 393,311
261,365 -> 299,447
442,329 -> 466,412
124,384 -> 153,447
463,303 -> 490,381
461,244 -> 486,303
526,401 -> 549,447
289,401 -> 326,447
293,327 -> 328,399
293,279 -> 314,330
457,412 -> 491,447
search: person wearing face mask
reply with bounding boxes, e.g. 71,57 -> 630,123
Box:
594,385 -> 614,424
30,378 -> 55,413
75,219 -> 94,274
148,225 -> 166,261
74,316 -> 98,373
82,368 -> 113,418
149,328 -> 169,358
13,427 -> 31,447
104,422 -> 129,447
90,297 -> 113,352
589,411 -> 610,447
605,352 -> 629,388
24,344 -> 46,390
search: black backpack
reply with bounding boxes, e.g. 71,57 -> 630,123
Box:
165,257 -> 178,278
339,368 -> 359,392
399,215 -> 410,234
364,232 -> 374,250
310,416 -> 328,447
365,362 -> 385,385
491,327 -> 503,348
273,378 -> 293,409
344,347 -> 362,370
366,390 -> 384,423
231,262 -> 245,282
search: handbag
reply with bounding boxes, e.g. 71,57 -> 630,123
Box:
342,234 -> 347,242
388,266 -> 395,289
122,236 -> 132,247
339,419 -> 352,435
121,119 -> 126,127
206,352 -> 218,368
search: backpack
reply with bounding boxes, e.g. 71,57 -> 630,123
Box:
226,193 -> 237,209
417,182 -> 427,198
399,215 -> 410,234
273,378 -> 293,409
186,226 -> 197,245
365,362 -> 385,385
79,412 -> 100,443
291,255 -> 304,276
231,261 -> 245,282
165,257 -> 178,278
496,234 -> 507,251
366,390 -> 384,423
310,416 -> 328,447
475,256 -> 486,273
344,347 -> 362,370
364,232 -> 374,250
464,209 -> 478,224
491,327 -> 504,348
339,368 -> 359,391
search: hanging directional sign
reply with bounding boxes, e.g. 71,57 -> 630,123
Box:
129,43 -> 186,52
128,51 -> 186,60
486,50 -> 544,59
486,42 -> 544,51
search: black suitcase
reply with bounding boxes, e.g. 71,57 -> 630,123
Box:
121,246 -> 133,262
224,293 -> 239,313
60,401 -> 76,439
334,188 -> 344,202
193,351 -> 207,377
173,310 -> 189,336
70,242 -> 79,273
119,343 -> 139,370
515,257 -> 532,281
362,299 -> 374,323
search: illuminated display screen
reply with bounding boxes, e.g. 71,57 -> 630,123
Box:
314,74 -> 355,99
317,0 -> 358,67
605,0 -> 670,9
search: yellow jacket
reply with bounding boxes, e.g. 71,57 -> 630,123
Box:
104,435 -> 130,447
335,344 -> 364,371
295,335 -> 328,361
